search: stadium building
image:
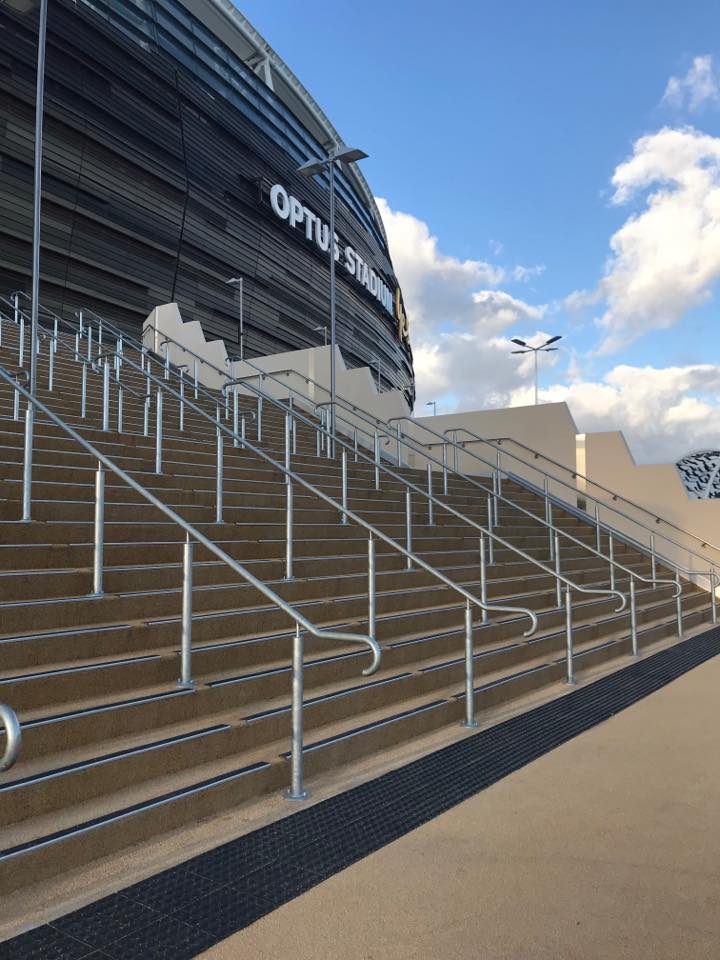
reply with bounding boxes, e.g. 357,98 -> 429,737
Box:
0,0 -> 415,403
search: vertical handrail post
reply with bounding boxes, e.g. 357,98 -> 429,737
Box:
650,534 -> 657,582
548,500 -> 555,561
81,362 -> 87,418
487,495 -> 495,565
427,464 -> 434,525
554,533 -> 562,609
405,489 -> 412,570
13,378 -> 20,421
117,384 -> 124,434
215,428 -> 224,524
102,360 -> 110,432
496,450 -> 503,497
594,503 -> 601,553
284,410 -> 291,473
286,480 -> 294,580
368,535 -> 376,640
608,533 -> 615,592
479,535 -> 488,624
711,570 -> 718,625
22,405 -> 33,521
492,471 -> 499,526
233,387 -> 239,447
630,577 -> 638,656
179,374 -> 185,431
353,427 -> 358,462
374,431 -> 380,491
143,394 -> 149,437
193,360 -> 198,398
180,534 -> 195,688
92,461 -> 105,596
155,389 -> 163,474
675,569 -> 683,638
461,600 -> 479,728
17,297 -> 24,368
341,449 -> 348,524
284,624 -> 308,800
257,394 -> 262,443
47,332 -> 54,390
396,423 -> 402,467
565,585 -> 575,684
442,442 -> 449,496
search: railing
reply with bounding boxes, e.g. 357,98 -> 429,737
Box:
213,346 -> 720,597
5,296 -> 712,701
0,307 -> 542,735
91,317 -> 644,687
0,704 -> 21,772
205,349 -> 717,652
0,364 -> 380,800
448,429 -> 720,566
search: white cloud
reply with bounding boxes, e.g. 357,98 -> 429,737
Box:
376,198 -> 505,340
597,126 -> 720,353
376,197 -> 718,464
512,263 -> 545,282
377,198 -> 549,413
534,363 -> 720,462
662,55 -> 720,112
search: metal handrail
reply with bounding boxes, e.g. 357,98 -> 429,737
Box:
92,319 -> 636,621
0,363 -> 380,800
0,704 -> 21,772
1,302 -> 680,616
4,318 -> 543,731
198,339 -> 719,581
11,299 -> 707,690
312,400 -> 683,613
447,429 -> 720,562
387,415 -> 720,581
225,376 -> 631,611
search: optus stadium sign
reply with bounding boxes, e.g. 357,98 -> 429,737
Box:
270,184 -> 409,343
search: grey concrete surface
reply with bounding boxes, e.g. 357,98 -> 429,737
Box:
202,654 -> 720,960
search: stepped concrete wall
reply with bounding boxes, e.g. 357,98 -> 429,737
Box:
143,303 -> 720,588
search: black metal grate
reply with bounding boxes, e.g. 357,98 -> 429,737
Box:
2,626 -> 718,959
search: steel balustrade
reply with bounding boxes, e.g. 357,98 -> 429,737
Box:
0,313 -> 542,736
7,297 -> 709,700
0,365 -> 381,801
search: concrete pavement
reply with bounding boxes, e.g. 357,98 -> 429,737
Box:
201,654 -> 720,959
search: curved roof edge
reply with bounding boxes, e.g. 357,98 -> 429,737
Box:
179,0 -> 388,245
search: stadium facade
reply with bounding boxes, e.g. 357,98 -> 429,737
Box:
0,0 -> 415,402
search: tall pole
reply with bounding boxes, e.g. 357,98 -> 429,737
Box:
328,159 -> 337,456
30,0 -> 48,399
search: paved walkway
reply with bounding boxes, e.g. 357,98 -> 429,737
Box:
202,654 -> 720,960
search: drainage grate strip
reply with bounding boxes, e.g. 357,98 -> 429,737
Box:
3,626 -> 719,959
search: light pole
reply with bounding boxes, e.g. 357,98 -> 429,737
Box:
425,401 -> 437,416
511,335 -> 562,405
298,145 -> 368,454
313,324 -> 328,346
226,277 -> 244,360
373,355 -> 381,391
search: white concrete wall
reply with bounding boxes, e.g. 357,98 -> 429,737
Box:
142,302 -> 720,588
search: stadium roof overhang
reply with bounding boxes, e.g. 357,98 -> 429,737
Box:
178,0 -> 388,245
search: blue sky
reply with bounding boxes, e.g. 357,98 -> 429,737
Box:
239,0 -> 720,462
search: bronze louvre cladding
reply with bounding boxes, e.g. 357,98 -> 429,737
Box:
0,0 -> 415,404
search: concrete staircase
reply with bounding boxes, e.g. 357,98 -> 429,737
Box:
0,320 -> 710,896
